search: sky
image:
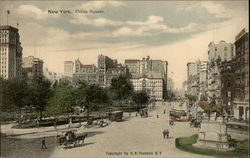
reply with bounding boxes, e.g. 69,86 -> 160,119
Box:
0,1 -> 248,89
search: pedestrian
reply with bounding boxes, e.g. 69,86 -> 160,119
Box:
164,110 -> 166,114
166,129 -> 169,139
157,114 -> 159,118
162,130 -> 166,139
41,137 -> 47,149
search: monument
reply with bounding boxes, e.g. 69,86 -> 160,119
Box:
193,119 -> 233,151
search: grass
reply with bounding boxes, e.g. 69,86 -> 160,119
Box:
175,134 -> 249,158
12,116 -> 101,129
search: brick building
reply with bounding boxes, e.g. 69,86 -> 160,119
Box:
232,29 -> 249,121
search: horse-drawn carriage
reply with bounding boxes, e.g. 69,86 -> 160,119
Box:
56,130 -> 87,149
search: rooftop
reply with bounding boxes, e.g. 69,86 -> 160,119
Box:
0,25 -> 18,31
125,59 -> 140,63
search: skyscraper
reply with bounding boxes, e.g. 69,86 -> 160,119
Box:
0,25 -> 23,79
22,56 -> 43,79
64,61 -> 74,77
207,41 -> 234,104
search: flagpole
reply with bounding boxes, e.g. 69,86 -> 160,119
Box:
6,10 -> 10,26
7,12 -> 8,25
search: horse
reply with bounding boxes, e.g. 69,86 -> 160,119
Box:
76,134 -> 88,145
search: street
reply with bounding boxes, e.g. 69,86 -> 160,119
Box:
1,101 -> 213,158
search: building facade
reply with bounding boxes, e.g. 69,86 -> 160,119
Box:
81,64 -> 97,73
98,54 -> 116,87
73,72 -> 99,85
0,25 -> 23,79
186,61 -> 200,96
105,67 -> 128,87
125,56 -> 168,100
220,61 -> 235,117
64,61 -> 74,77
232,29 -> 249,121
186,60 -> 208,99
130,77 -> 163,101
124,59 -> 140,74
75,58 -> 83,73
22,56 -> 43,80
207,41 -> 234,104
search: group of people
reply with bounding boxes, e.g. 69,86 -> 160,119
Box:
162,129 -> 170,139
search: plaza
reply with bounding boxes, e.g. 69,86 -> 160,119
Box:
1,102 -> 213,158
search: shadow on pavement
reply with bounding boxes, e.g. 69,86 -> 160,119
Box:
6,131 -> 38,137
83,131 -> 105,138
1,135 -> 56,158
63,142 -> 96,149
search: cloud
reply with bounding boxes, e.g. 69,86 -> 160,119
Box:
80,1 -> 123,9
70,15 -> 123,27
112,27 -> 151,37
17,5 -> 58,19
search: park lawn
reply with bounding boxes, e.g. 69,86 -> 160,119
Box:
175,134 -> 249,158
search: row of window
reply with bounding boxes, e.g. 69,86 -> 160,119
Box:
131,80 -> 162,83
0,48 -> 8,52
0,30 -> 9,34
133,85 -> 162,88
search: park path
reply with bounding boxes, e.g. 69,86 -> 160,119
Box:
49,102 -> 213,158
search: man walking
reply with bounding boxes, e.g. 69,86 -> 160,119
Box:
166,129 -> 170,139
41,137 -> 47,149
162,130 -> 167,139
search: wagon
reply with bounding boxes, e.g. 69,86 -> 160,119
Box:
56,130 -> 87,149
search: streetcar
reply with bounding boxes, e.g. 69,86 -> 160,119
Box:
169,109 -> 187,121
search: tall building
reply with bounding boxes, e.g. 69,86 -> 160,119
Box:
22,56 -> 43,79
105,67 -> 128,87
64,61 -> 74,77
75,58 -> 83,73
98,54 -> 116,87
187,62 -> 199,80
186,61 -> 200,96
139,56 -> 151,74
131,76 -> 164,101
220,61 -> 235,117
0,25 -> 23,79
232,29 -> 249,121
167,77 -> 174,92
186,60 -> 208,99
198,61 -> 208,99
207,41 -> 234,104
125,56 -> 168,100
124,59 -> 140,74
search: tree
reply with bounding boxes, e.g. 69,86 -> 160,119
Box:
46,81 -> 76,128
0,78 -> 29,124
132,91 -> 150,112
75,82 -> 110,121
110,75 -> 133,105
27,76 -> 52,121
185,94 -> 198,103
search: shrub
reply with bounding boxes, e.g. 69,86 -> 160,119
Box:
175,135 -> 249,158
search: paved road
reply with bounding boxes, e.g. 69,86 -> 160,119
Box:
50,101 -> 213,158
